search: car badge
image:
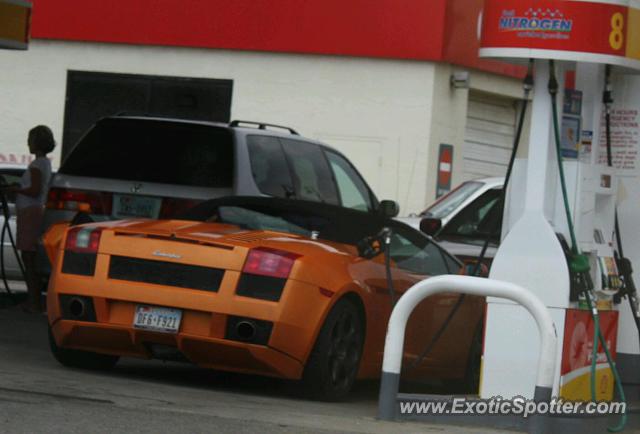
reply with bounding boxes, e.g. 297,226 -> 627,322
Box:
152,250 -> 182,259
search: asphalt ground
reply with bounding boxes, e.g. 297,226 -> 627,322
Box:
0,291 -> 519,434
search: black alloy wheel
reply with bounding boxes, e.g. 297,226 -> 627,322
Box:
302,298 -> 364,401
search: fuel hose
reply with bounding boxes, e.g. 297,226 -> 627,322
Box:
602,64 -> 640,343
404,60 -> 535,375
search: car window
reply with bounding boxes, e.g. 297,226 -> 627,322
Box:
439,188 -> 502,242
0,171 -> 23,204
215,206 -> 310,236
442,250 -> 461,274
325,150 -> 373,212
280,139 -> 339,205
247,135 -> 294,198
388,224 -> 449,276
182,197 -> 385,246
60,119 -> 234,188
422,181 -> 484,219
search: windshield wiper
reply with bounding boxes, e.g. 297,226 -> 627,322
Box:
305,185 -> 326,203
282,185 -> 296,199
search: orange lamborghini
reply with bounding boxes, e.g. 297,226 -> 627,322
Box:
44,197 -> 485,400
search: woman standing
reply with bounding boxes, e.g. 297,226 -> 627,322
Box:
9,126 -> 54,313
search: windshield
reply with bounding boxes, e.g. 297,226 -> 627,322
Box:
439,188 -> 503,244
184,197 -> 460,275
421,181 -> 483,219
213,206 -> 312,237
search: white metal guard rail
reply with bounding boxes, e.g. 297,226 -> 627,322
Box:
377,275 -> 558,434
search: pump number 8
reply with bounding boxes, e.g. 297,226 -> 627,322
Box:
609,12 -> 624,51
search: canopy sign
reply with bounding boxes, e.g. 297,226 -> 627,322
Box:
480,0 -> 640,71
0,0 -> 31,50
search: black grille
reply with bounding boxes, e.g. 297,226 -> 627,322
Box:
108,256 -> 224,292
236,273 -> 286,302
62,251 -> 97,276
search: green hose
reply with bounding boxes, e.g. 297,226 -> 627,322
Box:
584,293 -> 627,432
548,60 -> 627,432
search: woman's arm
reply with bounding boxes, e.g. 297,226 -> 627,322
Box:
9,167 -> 42,198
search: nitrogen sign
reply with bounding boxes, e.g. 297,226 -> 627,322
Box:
480,0 -> 640,71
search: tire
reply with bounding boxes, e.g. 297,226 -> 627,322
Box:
48,326 -> 119,370
301,298 -> 364,401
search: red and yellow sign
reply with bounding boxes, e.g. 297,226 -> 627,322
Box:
480,0 -> 640,71
559,309 -> 619,402
0,0 -> 31,50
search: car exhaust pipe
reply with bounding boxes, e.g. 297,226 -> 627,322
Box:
68,297 -> 86,318
236,320 -> 256,341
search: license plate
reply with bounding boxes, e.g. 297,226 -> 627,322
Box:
113,194 -> 162,219
133,305 -> 182,333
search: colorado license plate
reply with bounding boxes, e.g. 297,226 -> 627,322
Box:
113,194 -> 162,219
133,305 -> 182,333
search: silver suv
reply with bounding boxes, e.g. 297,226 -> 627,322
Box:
40,116 -> 398,274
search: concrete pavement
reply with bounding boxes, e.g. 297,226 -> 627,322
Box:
0,305 -> 517,434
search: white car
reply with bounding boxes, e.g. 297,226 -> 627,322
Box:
0,165 -> 27,280
398,177 -> 504,264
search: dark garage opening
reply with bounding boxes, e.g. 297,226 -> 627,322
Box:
62,70 -> 233,160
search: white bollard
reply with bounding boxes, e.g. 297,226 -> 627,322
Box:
378,274 -> 557,434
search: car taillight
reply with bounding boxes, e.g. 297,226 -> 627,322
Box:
242,247 -> 300,279
159,198 -> 203,219
65,227 -> 103,253
47,188 -> 113,215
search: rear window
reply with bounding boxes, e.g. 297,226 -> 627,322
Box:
60,119 -> 234,188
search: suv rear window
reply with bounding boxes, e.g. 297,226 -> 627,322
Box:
60,118 -> 234,188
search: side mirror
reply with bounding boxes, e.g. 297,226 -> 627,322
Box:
419,217 -> 442,236
378,200 -> 399,218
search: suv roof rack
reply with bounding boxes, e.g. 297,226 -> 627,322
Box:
229,120 -> 299,135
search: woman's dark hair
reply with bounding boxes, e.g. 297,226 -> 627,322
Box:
28,125 -> 56,154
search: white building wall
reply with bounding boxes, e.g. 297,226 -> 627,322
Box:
0,40 -> 437,214
414,64 -> 531,215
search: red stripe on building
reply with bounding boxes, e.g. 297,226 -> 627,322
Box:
30,0 -> 524,77
31,0 -> 446,61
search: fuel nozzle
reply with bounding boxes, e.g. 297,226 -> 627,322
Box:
523,59 -> 535,94
603,64 -> 614,108
548,60 -> 559,97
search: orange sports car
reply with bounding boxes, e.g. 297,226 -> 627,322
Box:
44,197 -> 485,400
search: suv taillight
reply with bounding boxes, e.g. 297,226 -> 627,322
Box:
242,247 -> 300,279
47,188 -> 113,215
65,227 -> 103,253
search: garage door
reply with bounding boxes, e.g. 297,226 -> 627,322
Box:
463,92 -> 517,181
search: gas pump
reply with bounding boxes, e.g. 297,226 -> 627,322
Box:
478,0 -> 640,428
